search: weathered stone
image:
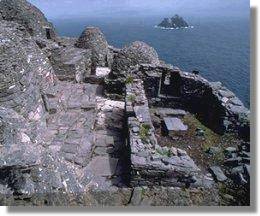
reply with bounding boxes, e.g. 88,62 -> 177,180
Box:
225,147 -> 237,153
130,187 -> 143,206
206,147 -> 222,155
96,67 -> 111,77
112,41 -> 160,75
49,47 -> 92,82
177,148 -> 187,156
209,166 -> 227,182
87,156 -> 118,177
0,0 -> 250,207
224,157 -> 242,166
0,21 -> 55,116
244,164 -> 250,178
158,15 -> 189,29
94,147 -> 108,155
196,128 -> 205,137
231,166 -> 244,175
155,108 -> 187,117
163,117 -> 188,136
75,27 -> 112,69
0,0 -> 56,39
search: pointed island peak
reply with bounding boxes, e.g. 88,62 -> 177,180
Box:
157,14 -> 190,29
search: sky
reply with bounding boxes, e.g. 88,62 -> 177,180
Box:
28,0 -> 249,20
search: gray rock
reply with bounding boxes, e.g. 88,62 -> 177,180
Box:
240,151 -> 250,158
132,126 -> 140,133
177,148 -> 187,156
0,21 -> 55,116
206,147 -> 221,155
231,166 -> 244,175
209,166 -> 227,182
225,147 -> 237,153
164,117 -> 188,133
130,187 -> 143,206
49,46 -> 92,82
196,128 -> 205,137
244,164 -> 250,178
224,157 -> 242,166
218,89 -> 235,98
0,0 -> 56,39
94,147 -> 108,155
87,156 -> 118,177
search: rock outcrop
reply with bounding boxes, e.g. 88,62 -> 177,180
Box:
157,15 -> 189,29
0,0 -> 56,39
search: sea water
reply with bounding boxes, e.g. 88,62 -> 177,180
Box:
51,16 -> 250,107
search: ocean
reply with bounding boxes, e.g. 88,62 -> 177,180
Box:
51,16 -> 250,107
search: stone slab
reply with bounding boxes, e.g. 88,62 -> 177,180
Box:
163,117 -> 188,132
87,156 -> 118,177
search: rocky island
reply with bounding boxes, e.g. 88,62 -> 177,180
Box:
157,15 -> 190,29
0,0 -> 250,206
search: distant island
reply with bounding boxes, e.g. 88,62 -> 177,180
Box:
156,15 -> 191,29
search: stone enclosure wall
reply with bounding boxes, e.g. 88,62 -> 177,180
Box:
125,79 -> 214,188
138,64 -> 250,138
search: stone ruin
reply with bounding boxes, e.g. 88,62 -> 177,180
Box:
75,27 -> 113,71
0,0 -> 250,206
125,79 -> 213,188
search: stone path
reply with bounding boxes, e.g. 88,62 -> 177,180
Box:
40,80 -> 129,193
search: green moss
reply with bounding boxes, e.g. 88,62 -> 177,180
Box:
125,76 -> 134,84
182,114 -> 220,150
156,148 -> 171,157
139,124 -> 151,142
127,94 -> 136,103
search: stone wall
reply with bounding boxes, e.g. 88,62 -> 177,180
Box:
125,79 -> 215,188
0,21 -> 56,119
137,64 -> 250,138
49,46 -> 92,83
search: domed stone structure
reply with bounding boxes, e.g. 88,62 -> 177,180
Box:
112,41 -> 160,76
75,27 -> 112,69
0,0 -> 56,39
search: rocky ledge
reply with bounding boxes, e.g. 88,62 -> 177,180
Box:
0,0 -> 250,206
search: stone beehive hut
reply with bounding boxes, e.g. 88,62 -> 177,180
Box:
75,27 -> 112,69
112,41 -> 160,76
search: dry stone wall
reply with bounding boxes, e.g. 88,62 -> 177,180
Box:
138,64 -> 250,137
125,79 -> 214,188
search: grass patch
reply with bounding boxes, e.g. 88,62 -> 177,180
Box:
139,124 -> 151,142
182,114 -> 220,150
156,148 -> 171,157
127,94 -> 136,103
